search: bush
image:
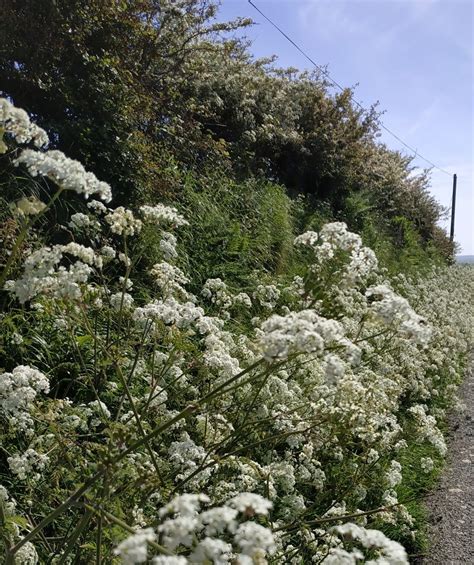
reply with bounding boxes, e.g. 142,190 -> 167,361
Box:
1,100 -> 473,564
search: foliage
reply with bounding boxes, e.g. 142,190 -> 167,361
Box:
0,100 -> 473,564
0,0 -> 454,265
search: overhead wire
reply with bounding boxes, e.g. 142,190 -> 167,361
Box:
247,0 -> 453,177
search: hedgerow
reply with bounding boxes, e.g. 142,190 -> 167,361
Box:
1,99 -> 473,564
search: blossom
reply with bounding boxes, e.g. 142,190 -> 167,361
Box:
233,522 -> 276,557
9,196 -> 47,217
8,243 -> 102,303
110,292 -> 135,311
8,448 -> 50,480
0,97 -> 49,148
189,538 -> 232,564
114,528 -> 156,564
140,204 -> 188,227
0,365 -> 49,431
68,212 -> 96,231
227,493 -> 273,516
14,149 -> 112,201
329,523 -> 408,564
159,232 -> 179,260
259,310 -> 345,361
106,207 -> 142,236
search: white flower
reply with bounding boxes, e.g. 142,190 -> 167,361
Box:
151,262 -> 189,298
420,457 -> 434,473
106,207 -> 142,236
160,232 -> 179,260
100,245 -> 116,261
68,212 -> 95,231
140,204 -> 188,227
233,522 -> 275,557
114,528 -> 156,564
189,537 -> 232,564
158,494 -> 210,519
12,541 -> 39,565
385,460 -> 403,487
14,149 -> 112,201
87,199 -> 108,214
0,98 -> 49,148
110,292 -> 134,312
8,243 -> 102,303
9,196 -> 47,217
227,493 -> 272,516
0,365 -> 49,430
199,506 -> 239,535
8,448 -> 49,480
151,558 -> 187,565
330,523 -> 408,564
294,230 -> 319,248
259,310 -> 345,361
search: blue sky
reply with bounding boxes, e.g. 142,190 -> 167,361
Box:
216,0 -> 473,254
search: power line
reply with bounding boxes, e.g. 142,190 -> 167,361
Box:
248,0 -> 453,177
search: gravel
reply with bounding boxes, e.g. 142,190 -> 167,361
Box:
418,358 -> 474,564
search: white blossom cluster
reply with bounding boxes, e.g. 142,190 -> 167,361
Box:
114,493 -> 275,564
9,195 -> 47,217
366,284 -> 431,344
0,97 -> 49,148
6,242 -> 102,303
15,149 -> 112,202
259,310 -> 346,361
106,206 -> 143,236
0,365 -> 49,432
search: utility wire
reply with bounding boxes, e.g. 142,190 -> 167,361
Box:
248,0 -> 453,177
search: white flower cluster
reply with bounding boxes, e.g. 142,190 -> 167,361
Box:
0,365 -> 49,432
0,97 -> 49,148
366,284 -> 431,344
325,523 -> 408,564
160,232 -> 179,260
140,204 -> 188,227
7,243 -> 102,303
15,149 -> 112,202
202,278 -> 233,310
106,206 -> 143,236
114,493 -> 275,564
253,284 -> 280,310
9,195 -> 47,217
68,212 -> 99,231
8,448 -> 50,481
151,262 -> 189,299
296,222 -> 379,285
259,310 -> 346,361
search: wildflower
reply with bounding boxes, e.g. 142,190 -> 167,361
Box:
159,232 -> 179,260
106,207 -> 142,236
259,310 -> 345,361
140,204 -> 188,227
233,522 -> 276,557
14,149 -> 112,201
420,457 -> 434,473
68,212 -> 96,231
114,528 -> 156,564
0,97 -> 49,148
227,493 -> 273,516
9,195 -> 47,217
8,448 -> 49,480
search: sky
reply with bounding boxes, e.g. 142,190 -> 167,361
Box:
216,0 -> 474,254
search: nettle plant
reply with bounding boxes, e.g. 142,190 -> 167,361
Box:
0,98 -> 473,564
